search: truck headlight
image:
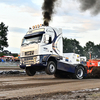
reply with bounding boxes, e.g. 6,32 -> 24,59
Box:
21,52 -> 24,56
20,58 -> 24,64
36,56 -> 40,64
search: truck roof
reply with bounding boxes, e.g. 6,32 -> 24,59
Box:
24,26 -> 62,38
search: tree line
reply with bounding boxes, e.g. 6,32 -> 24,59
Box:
0,22 -> 8,51
63,38 -> 100,60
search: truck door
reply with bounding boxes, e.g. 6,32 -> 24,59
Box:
39,34 -> 52,55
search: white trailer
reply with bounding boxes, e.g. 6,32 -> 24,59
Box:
20,25 -> 87,79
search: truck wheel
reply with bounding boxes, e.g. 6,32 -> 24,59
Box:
45,61 -> 56,75
25,67 -> 36,76
74,66 -> 84,79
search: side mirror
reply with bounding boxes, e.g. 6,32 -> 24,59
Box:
21,38 -> 24,46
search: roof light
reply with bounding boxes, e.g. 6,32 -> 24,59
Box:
33,26 -> 35,29
40,24 -> 42,27
35,25 -> 37,28
32,24 -> 43,29
37,24 -> 39,28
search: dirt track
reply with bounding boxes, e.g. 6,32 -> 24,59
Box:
0,67 -> 21,71
0,73 -> 100,100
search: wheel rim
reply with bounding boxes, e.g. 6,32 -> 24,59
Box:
77,69 -> 83,78
50,64 -> 55,73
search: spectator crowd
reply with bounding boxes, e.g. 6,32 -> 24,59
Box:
0,56 -> 20,62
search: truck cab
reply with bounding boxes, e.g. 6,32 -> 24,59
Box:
20,25 -> 87,79
20,25 -> 63,73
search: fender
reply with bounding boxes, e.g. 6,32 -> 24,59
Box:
42,54 -> 63,63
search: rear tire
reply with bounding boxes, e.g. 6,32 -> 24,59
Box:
74,66 -> 84,79
25,67 -> 36,76
45,61 -> 56,75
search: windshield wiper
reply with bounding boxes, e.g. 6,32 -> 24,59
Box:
21,43 -> 28,46
29,41 -> 38,44
22,41 -> 38,46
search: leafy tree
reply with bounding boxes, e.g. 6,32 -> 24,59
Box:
0,22 -> 9,51
92,44 -> 100,59
12,53 -> 18,57
96,44 -> 100,58
0,52 -> 5,57
63,38 -> 84,56
83,41 -> 100,59
84,41 -> 94,52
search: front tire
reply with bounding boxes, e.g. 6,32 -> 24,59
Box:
74,66 -> 84,79
25,67 -> 36,76
45,61 -> 56,75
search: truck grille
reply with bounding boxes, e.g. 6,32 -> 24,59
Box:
22,56 -> 37,65
25,51 -> 34,56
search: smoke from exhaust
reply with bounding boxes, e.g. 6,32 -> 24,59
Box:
79,0 -> 100,15
42,0 -> 57,26
41,0 -> 100,26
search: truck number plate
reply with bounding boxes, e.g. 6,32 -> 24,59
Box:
26,65 -> 31,67
98,62 -> 100,67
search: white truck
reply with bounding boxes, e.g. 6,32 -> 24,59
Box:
20,25 -> 87,79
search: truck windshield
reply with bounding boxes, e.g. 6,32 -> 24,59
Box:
22,34 -> 42,46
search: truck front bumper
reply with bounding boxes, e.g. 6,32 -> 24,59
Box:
20,63 -> 46,71
20,55 -> 47,70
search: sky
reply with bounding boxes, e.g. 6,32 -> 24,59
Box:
0,0 -> 100,53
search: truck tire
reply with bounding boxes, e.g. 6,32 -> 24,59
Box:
45,61 -> 56,75
25,67 -> 36,76
74,66 -> 84,79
